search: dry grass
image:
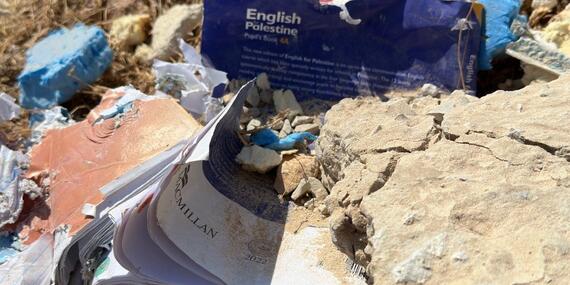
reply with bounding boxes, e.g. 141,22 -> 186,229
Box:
0,0 -> 202,148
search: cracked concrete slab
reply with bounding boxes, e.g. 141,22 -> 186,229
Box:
317,76 -> 570,284
443,75 -> 570,161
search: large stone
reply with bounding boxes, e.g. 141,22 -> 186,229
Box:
274,154 -> 319,195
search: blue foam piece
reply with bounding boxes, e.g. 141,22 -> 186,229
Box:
478,0 -> 521,70
18,24 -> 113,109
250,128 -> 279,147
250,128 -> 318,151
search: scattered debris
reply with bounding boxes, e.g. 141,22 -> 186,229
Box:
18,24 -> 113,109
153,39 -> 228,123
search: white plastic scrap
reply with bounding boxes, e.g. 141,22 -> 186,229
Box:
153,39 -> 228,122
0,93 -> 21,122
320,0 -> 361,25
29,106 -> 75,145
0,145 -> 25,228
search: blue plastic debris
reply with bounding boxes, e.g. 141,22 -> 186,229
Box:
0,234 -> 21,265
250,128 -> 317,151
18,24 -> 113,109
478,0 -> 521,70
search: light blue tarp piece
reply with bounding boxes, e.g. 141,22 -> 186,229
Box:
478,0 -> 521,70
18,24 -> 113,109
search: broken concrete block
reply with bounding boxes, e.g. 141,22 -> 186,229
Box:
274,154 -> 319,195
256,73 -> 271,90
110,14 -> 151,50
291,116 -> 313,127
18,24 -> 113,109
273,89 -> 303,120
506,37 -> 570,75
294,123 -> 320,135
291,177 -> 328,201
151,4 -> 203,60
236,145 -> 282,174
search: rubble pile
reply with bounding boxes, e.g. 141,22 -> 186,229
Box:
2,0 -> 570,284
316,76 -> 570,284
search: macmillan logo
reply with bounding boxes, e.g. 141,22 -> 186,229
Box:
173,164 -> 219,239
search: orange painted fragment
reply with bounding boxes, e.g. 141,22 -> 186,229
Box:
21,90 -> 201,243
